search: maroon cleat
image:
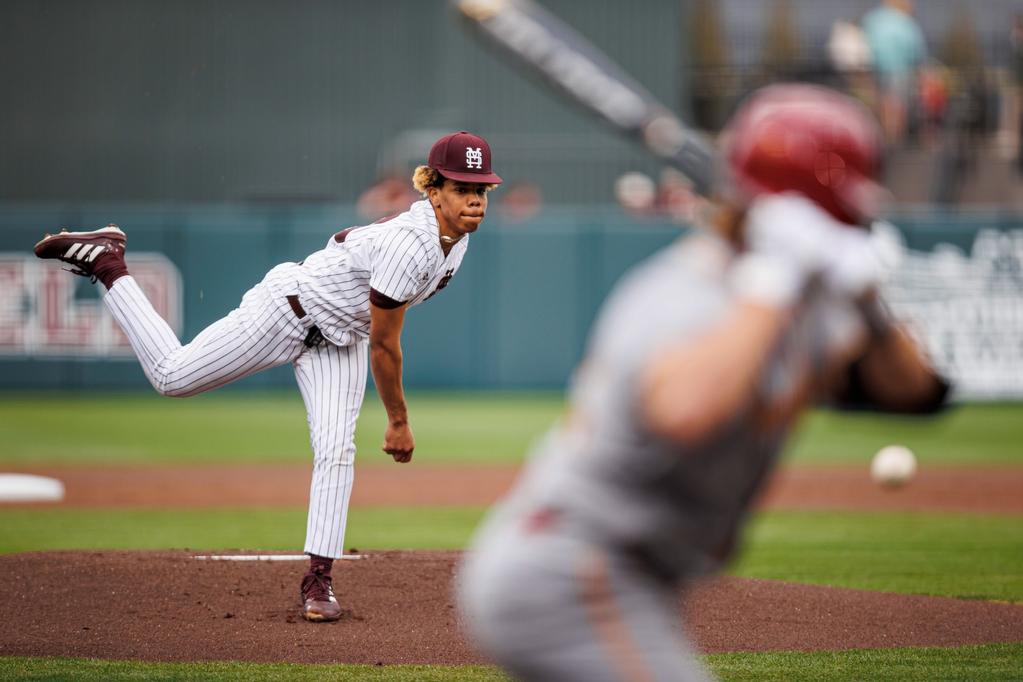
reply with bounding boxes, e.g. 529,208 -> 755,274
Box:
33,224 -> 126,281
300,567 -> 342,622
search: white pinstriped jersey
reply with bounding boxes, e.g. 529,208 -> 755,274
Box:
287,200 -> 467,346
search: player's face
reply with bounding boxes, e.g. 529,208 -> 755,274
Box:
430,180 -> 489,237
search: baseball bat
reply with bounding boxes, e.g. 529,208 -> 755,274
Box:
452,0 -> 716,196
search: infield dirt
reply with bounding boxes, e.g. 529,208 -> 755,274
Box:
1,550 -> 1021,664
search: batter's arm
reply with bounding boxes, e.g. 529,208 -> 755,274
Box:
369,300 -> 415,463
639,301 -> 791,445
830,296 -> 951,413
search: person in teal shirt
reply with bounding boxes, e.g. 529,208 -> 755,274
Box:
863,0 -> 926,144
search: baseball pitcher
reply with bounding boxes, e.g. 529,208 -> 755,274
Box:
34,131 -> 502,623
458,85 -> 950,681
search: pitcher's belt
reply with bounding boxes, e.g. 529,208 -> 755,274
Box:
286,295 -> 324,348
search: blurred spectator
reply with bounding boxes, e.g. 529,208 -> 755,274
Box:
612,169 -> 702,223
940,4 -> 984,74
762,0 -> 801,81
356,169 -> 419,220
1012,16 -> 1023,170
863,0 -> 927,145
656,168 -> 700,223
689,0 -> 730,131
614,171 -> 657,216
828,20 -> 871,75
917,64 -> 950,146
496,181 -> 542,223
940,3 -> 992,137
827,19 -> 874,102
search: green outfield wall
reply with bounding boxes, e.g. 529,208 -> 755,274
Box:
1,204 -> 1021,396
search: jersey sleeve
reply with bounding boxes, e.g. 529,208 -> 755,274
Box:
369,228 -> 433,304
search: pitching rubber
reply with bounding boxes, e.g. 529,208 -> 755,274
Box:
192,554 -> 365,561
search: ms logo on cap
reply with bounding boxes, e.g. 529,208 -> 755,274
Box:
427,131 -> 503,184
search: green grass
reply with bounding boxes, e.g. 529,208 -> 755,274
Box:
0,392 -> 565,465
1,393 -> 1020,466
0,658 -> 510,681
3,644 -> 1022,681
2,507 -> 1021,603
0,507 -> 486,555
786,403 -> 1023,465
705,643 -> 1023,681
731,511 -> 1023,602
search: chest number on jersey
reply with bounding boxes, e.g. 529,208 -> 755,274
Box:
425,268 -> 455,301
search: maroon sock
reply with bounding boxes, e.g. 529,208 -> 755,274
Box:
308,554 -> 334,575
93,252 -> 129,290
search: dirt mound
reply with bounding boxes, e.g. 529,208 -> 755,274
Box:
1,551 -> 1020,664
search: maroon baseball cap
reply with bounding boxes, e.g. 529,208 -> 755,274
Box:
428,131 -> 503,185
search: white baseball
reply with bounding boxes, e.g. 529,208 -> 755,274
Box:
870,445 -> 917,488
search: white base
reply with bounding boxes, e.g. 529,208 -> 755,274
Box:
0,474 -> 65,502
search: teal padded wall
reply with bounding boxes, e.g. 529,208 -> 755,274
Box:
0,203 -> 680,390
2,203 -> 1019,391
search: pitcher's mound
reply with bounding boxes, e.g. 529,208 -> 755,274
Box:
1,550 -> 1020,664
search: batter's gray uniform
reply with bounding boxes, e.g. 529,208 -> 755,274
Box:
459,230 -> 866,682
104,199 -> 465,558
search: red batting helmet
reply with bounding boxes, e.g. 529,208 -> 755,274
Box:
722,83 -> 886,226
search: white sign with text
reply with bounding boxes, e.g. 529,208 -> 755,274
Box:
0,254 -> 182,358
876,224 -> 1023,400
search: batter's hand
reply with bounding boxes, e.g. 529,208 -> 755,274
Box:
730,193 -> 847,308
822,227 -> 884,300
743,193 -> 838,278
383,422 -> 415,463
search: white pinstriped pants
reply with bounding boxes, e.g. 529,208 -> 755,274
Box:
104,274 -> 367,559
